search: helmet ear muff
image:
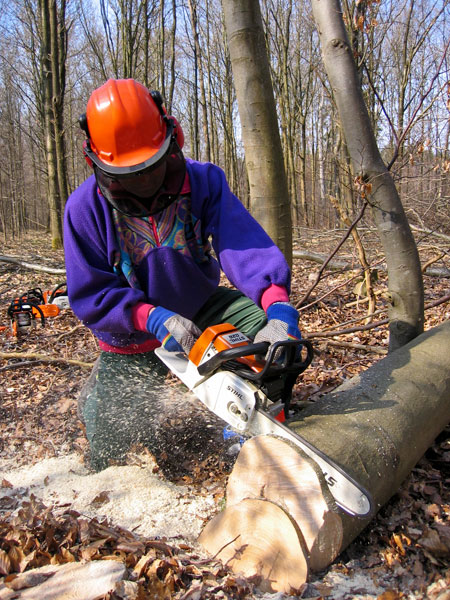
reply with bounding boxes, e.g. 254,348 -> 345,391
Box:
79,113 -> 94,169
82,140 -> 94,169
171,116 -> 184,149
150,91 -> 184,150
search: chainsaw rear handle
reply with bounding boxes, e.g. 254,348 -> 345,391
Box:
30,303 -> 46,325
48,282 -> 67,303
197,338 -> 313,381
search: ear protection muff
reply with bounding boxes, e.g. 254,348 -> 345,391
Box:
79,114 -> 94,169
150,91 -> 184,150
82,140 -> 94,169
171,116 -> 184,149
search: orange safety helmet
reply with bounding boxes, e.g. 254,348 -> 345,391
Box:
79,79 -> 183,176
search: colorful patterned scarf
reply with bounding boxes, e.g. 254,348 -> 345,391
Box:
112,195 -> 212,289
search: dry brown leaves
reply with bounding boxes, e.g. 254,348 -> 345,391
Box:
0,495 -> 251,600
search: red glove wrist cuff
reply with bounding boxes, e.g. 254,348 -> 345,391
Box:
132,302 -> 155,331
260,284 -> 289,312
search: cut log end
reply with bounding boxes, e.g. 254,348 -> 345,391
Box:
226,435 -> 343,571
198,497 -> 308,594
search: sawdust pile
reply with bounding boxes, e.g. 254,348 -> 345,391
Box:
0,454 -> 218,542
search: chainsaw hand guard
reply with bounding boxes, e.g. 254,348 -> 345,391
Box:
197,338 -> 313,381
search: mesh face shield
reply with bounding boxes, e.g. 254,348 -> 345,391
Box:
94,146 -> 187,218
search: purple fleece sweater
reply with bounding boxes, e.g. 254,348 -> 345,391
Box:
63,159 -> 291,348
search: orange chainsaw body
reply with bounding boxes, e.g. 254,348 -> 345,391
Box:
188,323 -> 266,373
31,303 -> 60,318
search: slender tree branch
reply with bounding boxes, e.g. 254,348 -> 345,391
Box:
305,317 -> 389,339
299,257 -> 386,314
306,294 -> 450,340
0,360 -> 45,372
321,308 -> 386,331
387,38 -> 450,170
295,201 -> 368,308
421,253 -> 446,274
323,339 -> 387,355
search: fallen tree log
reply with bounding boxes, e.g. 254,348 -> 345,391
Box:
293,249 -> 450,278
0,255 -> 66,274
292,319 -> 450,550
293,250 -> 354,271
199,320 -> 450,591
410,224 -> 450,242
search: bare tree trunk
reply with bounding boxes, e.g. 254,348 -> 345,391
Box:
311,0 -> 424,351
40,0 -> 63,249
187,0 -> 210,161
166,0 -> 177,112
50,0 -> 69,225
221,0 -> 293,265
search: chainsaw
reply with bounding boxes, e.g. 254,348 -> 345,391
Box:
155,323 -> 374,518
6,284 -> 69,336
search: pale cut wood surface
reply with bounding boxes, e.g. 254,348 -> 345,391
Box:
198,497 -> 309,593
226,435 -> 343,571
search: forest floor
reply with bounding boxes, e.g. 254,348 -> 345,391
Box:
0,229 -> 449,599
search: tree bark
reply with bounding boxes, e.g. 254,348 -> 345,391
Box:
40,0 -> 63,249
221,0 -> 293,265
310,0 -> 424,351
50,0 -> 69,223
199,320 -> 450,587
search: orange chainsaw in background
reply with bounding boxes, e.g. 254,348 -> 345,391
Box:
156,323 -> 374,519
6,284 -> 68,336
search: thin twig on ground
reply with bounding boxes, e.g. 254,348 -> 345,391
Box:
0,351 -> 94,368
321,339 -> 387,355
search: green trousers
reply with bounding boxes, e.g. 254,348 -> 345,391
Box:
80,288 -> 266,471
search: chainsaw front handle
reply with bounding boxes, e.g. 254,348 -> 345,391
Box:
197,338 -> 313,381
197,342 -> 269,376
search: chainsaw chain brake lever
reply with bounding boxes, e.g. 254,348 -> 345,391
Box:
197,338 -> 314,382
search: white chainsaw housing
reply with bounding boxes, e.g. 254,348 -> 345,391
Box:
155,347 -> 258,431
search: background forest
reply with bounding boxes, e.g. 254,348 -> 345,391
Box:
0,0 -> 448,247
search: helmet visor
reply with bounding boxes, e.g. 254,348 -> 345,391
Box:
95,146 -> 186,217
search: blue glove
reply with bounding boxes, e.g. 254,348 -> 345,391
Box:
146,307 -> 201,354
254,302 -> 301,356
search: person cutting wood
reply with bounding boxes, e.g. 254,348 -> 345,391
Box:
64,78 -> 302,470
